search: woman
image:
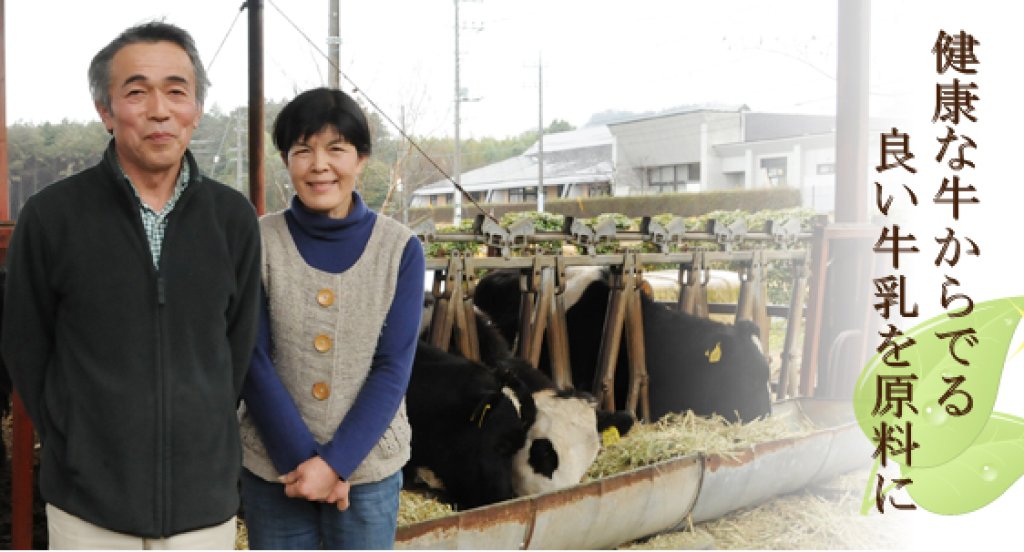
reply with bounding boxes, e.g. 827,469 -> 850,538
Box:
239,87 -> 424,549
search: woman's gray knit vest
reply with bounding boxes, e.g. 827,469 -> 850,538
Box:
239,210 -> 412,485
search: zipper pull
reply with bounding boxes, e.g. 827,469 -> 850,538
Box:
157,276 -> 166,305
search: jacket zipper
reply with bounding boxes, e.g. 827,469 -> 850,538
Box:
155,269 -> 168,535
113,151 -> 199,536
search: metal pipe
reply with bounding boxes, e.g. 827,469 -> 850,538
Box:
623,265 -> 650,421
460,297 -> 480,362
593,265 -> 628,411
0,0 -> 9,221
735,249 -> 771,354
545,258 -> 572,388
11,395 -> 34,550
526,267 -> 553,368
428,261 -> 459,350
777,258 -> 809,399
516,268 -> 536,363
247,0 -> 266,215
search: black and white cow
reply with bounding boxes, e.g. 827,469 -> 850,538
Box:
404,338 -> 537,509
475,323 -> 634,497
474,267 -> 772,423
406,306 -> 634,508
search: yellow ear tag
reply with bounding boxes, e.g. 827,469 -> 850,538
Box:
470,403 -> 492,428
705,342 -> 722,364
601,426 -> 621,447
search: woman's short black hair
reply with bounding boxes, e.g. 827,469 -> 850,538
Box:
272,87 -> 372,156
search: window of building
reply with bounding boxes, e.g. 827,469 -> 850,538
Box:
509,187 -> 538,204
760,157 -> 787,187
647,163 -> 699,193
816,163 -> 835,175
587,182 -> 611,197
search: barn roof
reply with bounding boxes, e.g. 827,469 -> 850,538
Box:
414,126 -> 613,195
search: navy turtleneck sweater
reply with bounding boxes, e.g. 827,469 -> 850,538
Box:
241,192 -> 424,480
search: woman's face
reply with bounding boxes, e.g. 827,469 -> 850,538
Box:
285,126 -> 367,219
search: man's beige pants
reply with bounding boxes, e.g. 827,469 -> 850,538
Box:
46,504 -> 236,550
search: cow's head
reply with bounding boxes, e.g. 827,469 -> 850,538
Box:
511,388 -> 634,497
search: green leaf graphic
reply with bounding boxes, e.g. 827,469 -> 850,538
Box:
902,412 -> 1024,515
853,297 -> 1024,468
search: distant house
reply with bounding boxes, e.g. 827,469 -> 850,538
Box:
411,106 -> 881,213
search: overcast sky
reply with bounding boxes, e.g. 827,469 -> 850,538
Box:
6,0 -> 880,138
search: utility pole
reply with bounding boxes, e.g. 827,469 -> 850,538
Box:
328,0 -> 340,88
400,104 -> 409,225
452,0 -> 462,226
537,53 -> 544,213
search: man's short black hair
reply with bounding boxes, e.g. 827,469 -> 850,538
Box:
88,21 -> 210,113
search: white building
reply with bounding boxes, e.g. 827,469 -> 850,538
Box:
412,107 -> 882,213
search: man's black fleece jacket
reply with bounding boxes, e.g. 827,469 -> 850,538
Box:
1,141 -> 261,538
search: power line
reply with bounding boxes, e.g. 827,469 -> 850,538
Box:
206,3 -> 246,73
265,0 -> 498,226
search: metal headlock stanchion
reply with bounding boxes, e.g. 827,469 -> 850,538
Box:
415,215 -> 815,421
546,255 -> 572,389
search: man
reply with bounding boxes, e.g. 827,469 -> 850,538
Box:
1,22 -> 261,548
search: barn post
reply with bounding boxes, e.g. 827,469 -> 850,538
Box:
804,0 -> 875,399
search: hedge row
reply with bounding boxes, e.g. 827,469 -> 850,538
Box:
405,187 -> 802,225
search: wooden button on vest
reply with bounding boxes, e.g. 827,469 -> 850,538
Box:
314,334 -> 332,353
316,289 -> 335,307
312,382 -> 330,401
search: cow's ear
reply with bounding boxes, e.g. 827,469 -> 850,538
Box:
597,410 -> 636,437
470,391 -> 505,429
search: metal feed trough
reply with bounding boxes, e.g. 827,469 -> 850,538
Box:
395,398 -> 869,549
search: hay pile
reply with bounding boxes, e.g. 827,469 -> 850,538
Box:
587,410 -> 816,480
621,470 -> 911,550
398,489 -> 455,526
234,518 -> 248,550
394,410 -> 817,528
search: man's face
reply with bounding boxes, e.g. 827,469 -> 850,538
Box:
96,41 -> 202,179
